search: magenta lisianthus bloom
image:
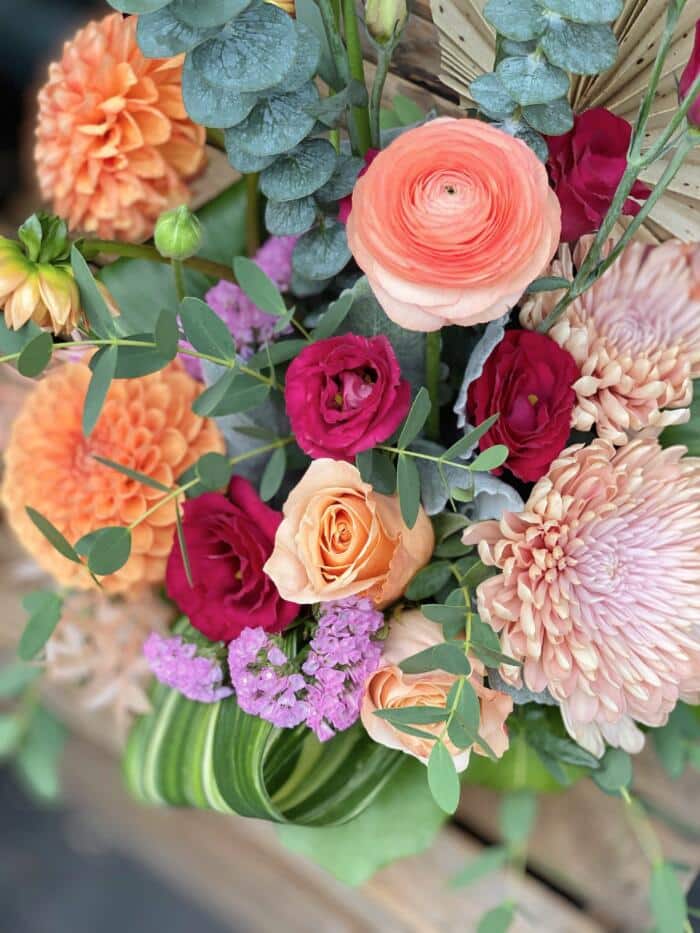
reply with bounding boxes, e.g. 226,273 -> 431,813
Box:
284,333 -> 411,460
166,476 -> 299,643
680,20 -> 700,127
546,108 -> 651,243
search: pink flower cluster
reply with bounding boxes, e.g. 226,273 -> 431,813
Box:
143,632 -> 233,703
227,597 -> 384,740
181,236 -> 296,379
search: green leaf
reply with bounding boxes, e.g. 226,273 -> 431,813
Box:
422,604 -> 467,629
397,454 -> 421,529
311,293 -> 353,341
92,456 -> 170,493
18,214 -> 43,261
169,0 -> 252,28
14,706 -> 66,803
374,706 -> 449,726
522,97 -> 574,135
400,642 -> 471,676
499,790 -> 537,847
0,662 -> 40,699
398,388 -> 431,449
527,275 -> 571,293
191,369 -> 238,416
195,452 -> 233,491
154,308 -> 180,361
477,903 -> 515,933
451,846 -> 509,888
497,55 -> 569,106
391,94 -> 425,125
315,154 -> 364,202
71,246 -> 115,337
83,345 -> 117,437
444,414 -> 500,461
650,862 -> 688,933
25,507 -> 80,564
233,256 -> 287,317
591,747 -> 632,795
277,757 -> 447,885
113,338 -> 170,379
447,680 -> 481,749
87,527 -> 132,576
265,197 -> 317,237
260,139 -> 336,202
110,0 -> 170,11
136,5 -> 218,57
181,54 -> 256,128
226,82 -> 319,158
293,221 -> 351,281
469,73 -> 517,119
0,715 -> 23,757
543,0 -> 622,23
193,371 -> 270,417
484,0 -> 546,41
19,591 -> 63,661
470,445 -> 509,472
17,331 -> 53,378
405,562 -> 453,600
190,3 -> 296,92
259,446 -> 286,501
432,512 -> 470,542
0,315 -> 41,357
540,21 -> 617,75
180,296 -> 236,359
428,741 -> 460,814
527,730 -> 600,770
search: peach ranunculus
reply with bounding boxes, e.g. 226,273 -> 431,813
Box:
263,460 -> 434,608
346,117 -> 561,332
360,610 -> 513,771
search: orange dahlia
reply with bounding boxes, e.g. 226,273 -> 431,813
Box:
1,361 -> 224,593
35,13 -> 207,242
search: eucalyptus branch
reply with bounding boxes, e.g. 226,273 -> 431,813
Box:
378,444 -> 474,471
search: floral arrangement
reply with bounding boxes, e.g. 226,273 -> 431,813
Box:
1,0 -> 699,927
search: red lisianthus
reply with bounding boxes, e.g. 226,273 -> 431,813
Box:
166,476 -> 299,642
337,148 -> 380,223
284,333 -> 411,460
546,108 -> 651,243
467,330 -> 579,483
680,21 -> 700,127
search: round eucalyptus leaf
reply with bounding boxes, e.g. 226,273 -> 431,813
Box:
511,123 -> 549,162
315,154 -> 364,203
470,73 -> 517,119
291,270 -> 332,297
265,197 -> 317,236
260,138 -> 336,201
182,53 -> 257,128
169,0 -> 252,28
293,221 -> 350,281
497,54 -> 569,106
483,0 -> 546,41
227,81 -> 319,157
260,23 -> 321,95
500,38 -> 538,56
190,3 -> 297,93
540,21 -> 618,75
110,0 -> 169,11
136,6 -> 218,57
225,146 -> 276,174
522,96 -> 574,135
543,0 -> 623,23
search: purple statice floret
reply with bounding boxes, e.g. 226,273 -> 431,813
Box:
226,597 -> 384,741
144,633 -> 233,704
180,236 -> 297,380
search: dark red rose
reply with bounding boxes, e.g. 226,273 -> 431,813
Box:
467,330 -> 579,483
285,333 -> 411,460
338,148 -> 380,223
546,108 -> 651,243
680,21 -> 700,127
166,476 -> 298,642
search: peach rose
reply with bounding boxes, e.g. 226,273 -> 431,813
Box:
360,610 -> 513,771
347,117 -> 561,332
263,460 -> 433,608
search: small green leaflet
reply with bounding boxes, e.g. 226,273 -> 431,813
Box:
311,293 -> 353,341
14,705 -> 66,803
451,846 -> 509,888
374,706 -> 448,725
17,332 -> 53,378
397,454 -> 421,529
444,414 -> 499,461
92,456 -> 170,492
260,446 -> 287,501
0,715 -> 22,757
25,507 -> 80,564
405,562 -> 453,600
397,387 -> 431,449
470,445 -> 509,472
19,591 -> 63,661
180,297 -> 236,360
591,747 -> 632,794
428,741 -> 460,814
153,308 -> 180,360
71,245 -> 116,337
447,680 -> 481,749
499,790 -> 537,847
477,903 -> 515,933
650,863 -> 688,933
0,662 -> 40,699
86,526 -> 132,576
195,452 -> 233,490
399,642 -> 471,677
83,344 -> 117,436
233,256 -> 288,317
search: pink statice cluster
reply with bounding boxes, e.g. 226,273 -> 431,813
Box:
143,632 -> 233,703
227,597 -> 385,740
181,235 -> 296,379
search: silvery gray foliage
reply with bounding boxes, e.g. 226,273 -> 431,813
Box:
470,472 -> 524,522
488,669 -> 557,707
453,313 -> 509,433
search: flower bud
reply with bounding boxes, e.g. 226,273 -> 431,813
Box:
154,206 -> 203,261
0,235 -> 80,334
679,21 -> 700,127
365,0 -> 407,44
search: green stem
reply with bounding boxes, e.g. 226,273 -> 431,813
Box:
377,444 -> 474,471
80,239 -> 237,284
425,331 -> 442,441
176,345 -> 280,389
206,127 -> 226,151
172,259 -> 186,302
245,173 -> 261,257
317,0 -> 350,89
341,0 -> 372,155
370,43 -> 393,149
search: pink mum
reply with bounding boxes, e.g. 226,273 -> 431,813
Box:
464,439 -> 700,757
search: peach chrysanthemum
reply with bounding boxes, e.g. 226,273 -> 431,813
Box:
1,361 -> 224,593
44,589 -> 175,739
35,13 -> 207,242
464,439 -> 700,757
521,241 -> 700,445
